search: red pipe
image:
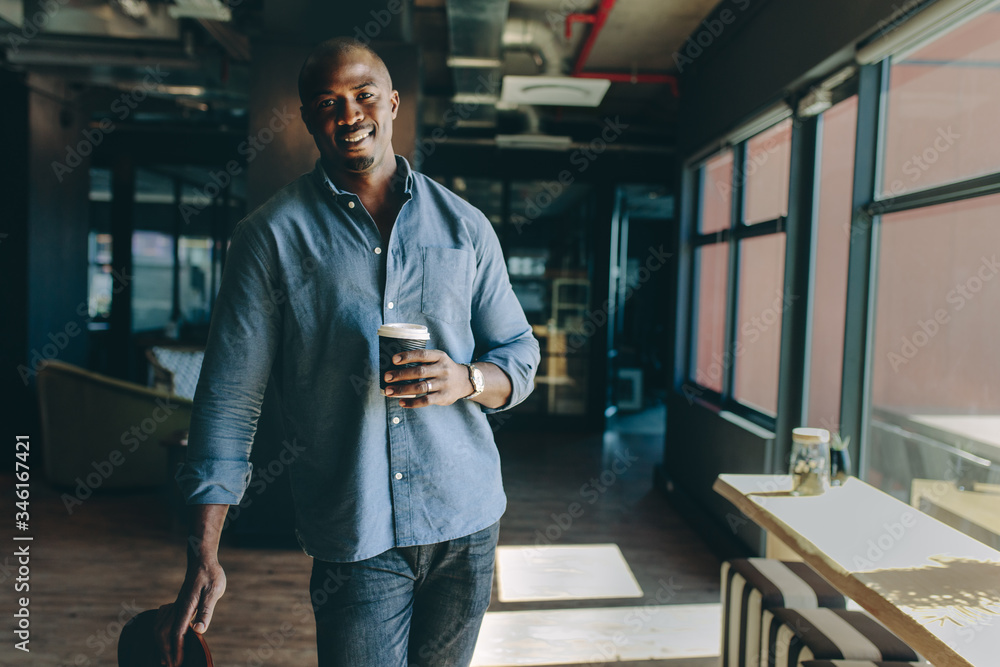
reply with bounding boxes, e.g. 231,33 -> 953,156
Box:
569,0 -> 616,77
566,0 -> 679,97
565,13 -> 596,40
574,71 -> 679,96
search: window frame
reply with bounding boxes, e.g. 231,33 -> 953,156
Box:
681,77 -> 865,434
848,40 -> 1000,482
802,83 -> 861,434
674,0 -> 1000,550
685,123 -> 795,431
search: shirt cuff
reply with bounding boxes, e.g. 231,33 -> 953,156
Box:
476,346 -> 537,414
175,459 -> 253,505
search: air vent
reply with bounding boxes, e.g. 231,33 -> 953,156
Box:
500,76 -> 611,107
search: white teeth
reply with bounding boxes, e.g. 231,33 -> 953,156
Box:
343,130 -> 371,143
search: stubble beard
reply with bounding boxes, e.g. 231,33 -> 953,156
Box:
344,154 -> 376,172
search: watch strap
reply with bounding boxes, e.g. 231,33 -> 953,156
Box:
463,363 -> 484,399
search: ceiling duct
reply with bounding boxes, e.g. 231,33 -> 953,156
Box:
3,34 -> 200,70
445,0 -> 509,126
169,0 -> 232,22
502,17 -> 563,77
12,0 -> 180,39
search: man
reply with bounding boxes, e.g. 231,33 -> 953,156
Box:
156,37 -> 539,666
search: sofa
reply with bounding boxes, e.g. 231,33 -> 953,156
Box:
36,359 -> 193,489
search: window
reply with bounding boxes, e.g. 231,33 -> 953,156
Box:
743,119 -> 792,224
88,168 -> 113,324
686,117 -> 792,422
807,96 -> 858,430
132,169 -> 178,332
881,10 -> 1000,197
872,196 -> 1000,413
867,195 -> 1000,503
676,0 -> 1000,552
734,234 -> 785,415
699,151 -> 732,234
730,120 -> 791,416
691,149 -> 734,395
862,10 -> 1000,548
86,232 -> 114,321
132,230 -> 174,332
179,237 -> 213,325
86,165 -> 244,337
693,243 -> 729,392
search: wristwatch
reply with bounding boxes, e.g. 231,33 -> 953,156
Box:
463,363 -> 485,400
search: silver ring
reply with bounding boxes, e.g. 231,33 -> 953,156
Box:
426,381 -> 432,393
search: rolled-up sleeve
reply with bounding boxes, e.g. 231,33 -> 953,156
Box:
469,215 -> 540,413
176,220 -> 282,504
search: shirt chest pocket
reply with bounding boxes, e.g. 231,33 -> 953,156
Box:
421,246 -> 473,324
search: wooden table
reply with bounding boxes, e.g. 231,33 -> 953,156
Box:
714,474 -> 1000,667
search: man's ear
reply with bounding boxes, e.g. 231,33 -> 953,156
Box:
300,105 -> 314,135
390,91 -> 399,119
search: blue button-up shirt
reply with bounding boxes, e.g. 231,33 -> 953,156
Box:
177,155 -> 539,562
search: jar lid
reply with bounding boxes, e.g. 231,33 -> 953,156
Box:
792,427 -> 830,443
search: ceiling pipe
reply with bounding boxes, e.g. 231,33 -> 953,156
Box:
566,0 -> 679,97
430,136 -> 675,155
565,10 -> 597,38
502,16 -> 563,76
445,0 -> 510,127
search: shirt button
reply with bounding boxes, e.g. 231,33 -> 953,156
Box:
392,417 -> 400,424
387,301 -> 394,309
394,472 -> 403,480
348,201 -> 355,209
374,247 -> 382,255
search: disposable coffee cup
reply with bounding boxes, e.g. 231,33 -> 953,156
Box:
377,323 -> 431,397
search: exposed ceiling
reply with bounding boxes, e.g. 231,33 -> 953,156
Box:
496,0 -> 719,72
0,0 -> 724,147
581,0 -> 719,72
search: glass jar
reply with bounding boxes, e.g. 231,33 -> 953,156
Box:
789,427 -> 831,496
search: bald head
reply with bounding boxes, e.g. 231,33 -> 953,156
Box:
298,38 -> 392,105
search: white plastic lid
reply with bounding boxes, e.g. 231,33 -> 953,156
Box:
377,323 -> 430,340
792,427 -> 830,444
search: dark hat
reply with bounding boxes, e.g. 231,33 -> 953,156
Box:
118,609 -> 213,667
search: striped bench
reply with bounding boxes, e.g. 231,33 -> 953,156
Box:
722,558 -> 847,667
762,608 -> 922,667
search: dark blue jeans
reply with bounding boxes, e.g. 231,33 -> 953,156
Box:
309,521 -> 500,667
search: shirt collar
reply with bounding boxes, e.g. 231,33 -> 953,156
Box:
315,154 -> 414,197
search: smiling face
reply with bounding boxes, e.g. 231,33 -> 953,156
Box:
299,48 -> 399,176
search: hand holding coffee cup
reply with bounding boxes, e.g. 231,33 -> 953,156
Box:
377,323 -> 431,398
383,348 -> 482,408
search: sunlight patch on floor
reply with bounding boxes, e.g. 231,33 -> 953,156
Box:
471,603 -> 722,666
495,544 -> 643,602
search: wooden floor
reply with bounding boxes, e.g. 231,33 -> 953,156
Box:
2,406 -> 721,666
